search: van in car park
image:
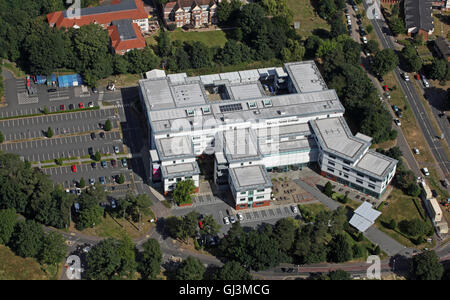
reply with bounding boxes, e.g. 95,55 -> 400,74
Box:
422,168 -> 430,176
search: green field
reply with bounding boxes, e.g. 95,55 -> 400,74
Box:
288,0 -> 330,37
0,245 -> 50,280
147,28 -> 229,48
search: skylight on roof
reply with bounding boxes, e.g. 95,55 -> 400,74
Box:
248,101 -> 257,109
186,109 -> 195,117
263,99 -> 272,107
201,107 -> 211,115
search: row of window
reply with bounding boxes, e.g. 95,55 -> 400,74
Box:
328,159 -> 378,183
327,167 -> 378,191
167,176 -> 192,182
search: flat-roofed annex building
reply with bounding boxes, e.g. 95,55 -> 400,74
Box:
139,61 -> 397,209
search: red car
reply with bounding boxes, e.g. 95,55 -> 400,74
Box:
383,85 -> 389,91
71,165 -> 77,173
198,220 -> 204,229
79,102 -> 84,109
60,104 -> 65,111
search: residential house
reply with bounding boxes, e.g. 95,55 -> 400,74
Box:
434,36 -> 450,62
163,0 -> 218,28
404,0 -> 434,40
108,19 -> 146,55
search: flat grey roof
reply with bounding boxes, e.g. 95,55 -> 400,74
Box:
229,165 -> 272,192
259,137 -> 317,156
256,123 -> 312,139
285,61 -> 328,93
355,150 -> 397,179
311,117 -> 369,161
229,83 -> 263,100
223,128 -> 261,162
171,83 -> 206,107
155,136 -> 194,160
141,79 -> 174,110
161,161 -> 200,179
349,201 -> 382,232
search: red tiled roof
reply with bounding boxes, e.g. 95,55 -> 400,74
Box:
47,0 -> 148,28
108,22 -> 146,54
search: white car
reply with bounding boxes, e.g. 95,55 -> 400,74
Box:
113,146 -> 119,154
229,215 -> 236,224
291,205 -> 298,214
237,213 -> 244,221
394,118 -> 401,126
413,148 -> 420,154
362,36 -> 368,44
402,73 -> 410,81
422,168 -> 430,176
223,216 -> 230,225
89,178 -> 95,185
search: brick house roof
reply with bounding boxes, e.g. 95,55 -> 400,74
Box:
47,0 -> 148,28
108,19 -> 146,53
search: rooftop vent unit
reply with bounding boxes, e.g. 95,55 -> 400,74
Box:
201,106 -> 211,115
263,99 -> 272,107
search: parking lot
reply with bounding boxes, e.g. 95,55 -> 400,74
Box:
0,108 -> 118,141
0,130 -> 123,162
173,196 -> 301,235
41,161 -> 133,189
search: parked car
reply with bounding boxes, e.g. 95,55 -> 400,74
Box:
91,162 -> 97,169
111,200 -> 117,209
376,74 -> 384,83
111,159 -> 117,167
99,176 -> 106,184
229,215 -> 236,224
89,178 -> 95,185
99,132 -> 105,138
237,213 -> 244,221
92,87 -> 98,94
421,74 -> 430,87
394,118 -> 401,126
48,88 -> 57,93
413,148 -> 420,154
291,205 -> 298,213
113,146 -> 119,154
392,104 -> 399,112
361,37 -> 368,44
90,132 -> 96,140
442,178 -> 449,188
402,73 -> 410,81
60,104 -> 65,111
79,102 -> 84,109
223,216 -> 230,225
71,164 -> 77,172
69,104 -> 74,110
121,158 -> 127,167
384,91 -> 391,99
396,110 -> 402,118
101,161 -> 107,168
422,168 -> 430,176
383,84 -> 389,91
88,147 -> 94,155
88,102 -> 94,108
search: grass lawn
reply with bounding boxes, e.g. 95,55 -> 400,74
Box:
147,28 -> 229,48
2,61 -> 26,78
74,212 -> 155,240
376,188 -> 435,248
0,245 -> 52,280
97,73 -> 142,88
300,202 -> 329,215
288,0 -> 330,37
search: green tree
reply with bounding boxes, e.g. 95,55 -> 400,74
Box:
173,179 -> 195,206
217,0 -> 232,24
327,234 -> 352,263
0,209 -> 17,245
324,182 -> 334,197
399,218 -> 430,237
138,239 -> 162,280
125,47 -> 160,74
328,269 -> 352,280
390,17 -> 405,36
9,220 -> 44,258
157,30 -> 172,57
39,232 -> 67,265
372,48 -> 399,76
43,106 -> 49,114
0,131 -> 3,144
55,158 -> 63,166
79,177 -> 86,189
330,13 -> 347,38
373,245 -> 381,255
104,119 -> 112,131
400,45 -> 422,73
86,237 -> 137,280
94,151 -> 101,161
387,219 -> 397,230
118,174 -> 125,185
428,58 -> 448,81
201,214 -> 221,236
352,244 -> 366,259
273,218 -> 297,253
410,250 -> 444,280
175,256 -> 205,280
214,261 -> 253,280
366,39 -> 380,55
47,127 -> 54,138
76,206 -> 103,230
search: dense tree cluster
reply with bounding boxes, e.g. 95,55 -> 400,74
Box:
410,250 -> 444,280
216,207 -> 353,271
